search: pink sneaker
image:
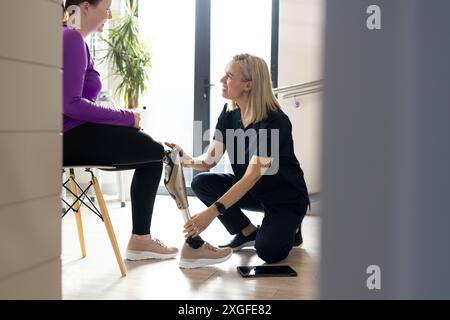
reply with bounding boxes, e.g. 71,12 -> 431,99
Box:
125,235 -> 178,260
179,241 -> 232,269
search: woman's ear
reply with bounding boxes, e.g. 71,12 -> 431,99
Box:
80,1 -> 90,15
245,81 -> 253,92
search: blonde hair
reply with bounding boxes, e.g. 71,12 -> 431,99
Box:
62,6 -> 69,24
226,53 -> 280,124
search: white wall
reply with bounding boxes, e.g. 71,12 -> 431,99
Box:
278,0 -> 325,195
0,0 -> 62,299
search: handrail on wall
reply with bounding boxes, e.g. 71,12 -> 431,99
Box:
273,80 -> 323,108
273,79 -> 323,99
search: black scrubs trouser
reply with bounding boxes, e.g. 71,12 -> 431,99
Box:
63,123 -> 165,235
191,172 -> 308,263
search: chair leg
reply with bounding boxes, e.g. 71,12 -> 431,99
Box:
117,171 -> 126,207
92,175 -> 127,277
69,169 -> 87,258
89,168 -> 99,202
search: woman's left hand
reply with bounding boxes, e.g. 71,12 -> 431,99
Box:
184,207 -> 217,238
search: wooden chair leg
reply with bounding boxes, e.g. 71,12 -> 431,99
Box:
92,175 -> 127,277
69,169 -> 87,258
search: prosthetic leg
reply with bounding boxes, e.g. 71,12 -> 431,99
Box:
163,148 -> 233,268
163,148 -> 191,223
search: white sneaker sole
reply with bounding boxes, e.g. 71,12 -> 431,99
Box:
179,251 -> 233,269
125,250 -> 178,261
230,240 -> 256,252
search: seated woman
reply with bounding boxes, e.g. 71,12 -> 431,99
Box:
167,54 -> 310,263
63,0 -> 232,268
62,0 -> 178,260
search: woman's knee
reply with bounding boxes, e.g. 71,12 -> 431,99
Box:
192,173 -> 236,203
151,140 -> 165,159
190,172 -> 210,195
140,137 -> 164,161
191,173 -> 224,202
255,240 -> 291,263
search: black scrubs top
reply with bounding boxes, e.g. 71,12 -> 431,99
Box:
213,104 -> 310,205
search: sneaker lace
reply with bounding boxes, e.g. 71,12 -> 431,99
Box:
204,242 -> 218,252
152,238 -> 167,248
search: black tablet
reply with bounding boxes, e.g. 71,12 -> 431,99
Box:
237,265 -> 297,278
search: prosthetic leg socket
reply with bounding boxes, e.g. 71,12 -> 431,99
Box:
163,149 -> 191,223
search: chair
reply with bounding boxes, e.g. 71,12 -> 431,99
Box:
61,166 -> 127,277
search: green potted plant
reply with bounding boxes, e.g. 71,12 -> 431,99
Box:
100,0 -> 151,109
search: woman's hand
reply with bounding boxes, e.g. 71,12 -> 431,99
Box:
132,111 -> 141,129
164,142 -> 183,156
164,142 -> 194,167
183,207 -> 217,238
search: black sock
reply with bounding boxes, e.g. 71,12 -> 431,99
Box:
186,235 -> 205,249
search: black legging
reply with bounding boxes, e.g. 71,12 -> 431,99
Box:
63,123 -> 164,235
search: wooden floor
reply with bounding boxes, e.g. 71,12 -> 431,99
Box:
62,195 -> 320,300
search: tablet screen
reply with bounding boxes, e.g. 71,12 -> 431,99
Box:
237,265 -> 297,277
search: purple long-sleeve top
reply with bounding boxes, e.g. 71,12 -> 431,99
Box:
63,26 -> 134,133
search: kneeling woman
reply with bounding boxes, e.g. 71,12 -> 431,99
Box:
166,54 -> 309,263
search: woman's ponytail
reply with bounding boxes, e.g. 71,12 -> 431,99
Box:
62,3 -> 69,25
